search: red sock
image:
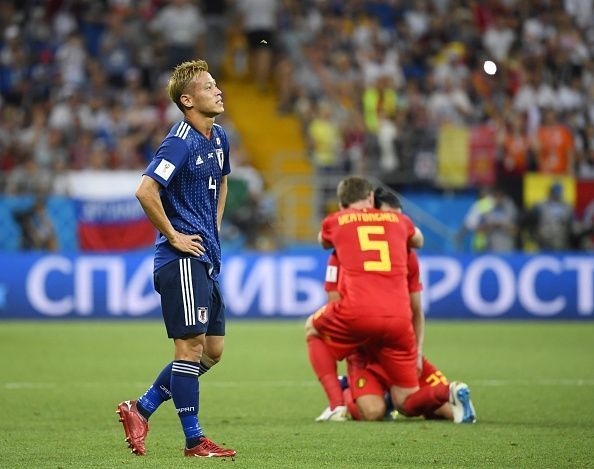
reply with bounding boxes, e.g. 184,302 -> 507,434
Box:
402,384 -> 449,417
307,336 -> 343,408
343,388 -> 361,420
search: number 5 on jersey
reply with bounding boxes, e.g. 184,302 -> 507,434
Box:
357,225 -> 391,271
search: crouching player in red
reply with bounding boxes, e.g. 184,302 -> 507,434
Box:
338,188 -> 476,423
327,246 -> 475,424
307,185 -> 476,423
306,177 -> 457,423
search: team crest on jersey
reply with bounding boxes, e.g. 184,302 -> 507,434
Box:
216,149 -> 224,169
197,307 -> 208,324
357,378 -> 366,388
195,155 -> 203,165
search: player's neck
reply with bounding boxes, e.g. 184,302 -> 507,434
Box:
184,114 -> 215,139
348,201 -> 373,210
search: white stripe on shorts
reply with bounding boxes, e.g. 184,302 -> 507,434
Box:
186,259 -> 195,325
179,259 -> 190,326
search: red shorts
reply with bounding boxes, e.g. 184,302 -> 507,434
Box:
311,303 -> 365,360
312,302 -> 416,365
348,354 -> 448,400
347,351 -> 390,401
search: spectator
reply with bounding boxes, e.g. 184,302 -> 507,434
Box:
527,183 -> 574,251
13,195 -> 58,251
362,73 -> 399,172
307,99 -> 343,215
307,100 -> 342,172
534,108 -> 575,174
225,145 -> 276,250
236,0 -> 278,91
457,187 -> 494,252
150,0 -> 206,69
99,11 -> 133,87
482,16 -> 515,63
54,33 -> 87,89
479,187 -> 518,252
201,0 -> 229,78
498,113 -> 532,176
5,155 -> 53,195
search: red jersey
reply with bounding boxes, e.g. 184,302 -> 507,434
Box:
324,249 -> 423,294
321,208 -> 415,318
407,250 -> 422,293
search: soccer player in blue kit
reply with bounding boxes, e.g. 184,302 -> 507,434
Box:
116,60 -> 236,458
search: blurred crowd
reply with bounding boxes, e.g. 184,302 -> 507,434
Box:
266,0 -> 594,249
0,0 -> 593,252
272,0 -> 594,180
0,0 -> 276,249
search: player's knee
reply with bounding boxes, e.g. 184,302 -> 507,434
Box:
357,401 -> 386,421
356,395 -> 386,421
174,337 -> 205,362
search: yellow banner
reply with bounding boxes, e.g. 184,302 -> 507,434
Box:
523,173 -> 576,209
437,124 -> 469,188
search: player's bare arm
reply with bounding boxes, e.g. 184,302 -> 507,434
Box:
409,227 -> 424,249
410,291 -> 425,375
318,231 -> 333,249
135,175 -> 205,256
217,175 -> 228,231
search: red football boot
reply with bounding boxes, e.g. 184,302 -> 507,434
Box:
184,437 -> 237,458
116,400 -> 149,455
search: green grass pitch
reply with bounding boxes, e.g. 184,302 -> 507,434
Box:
1,320 -> 593,468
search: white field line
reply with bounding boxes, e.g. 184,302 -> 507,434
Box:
3,379 -> 594,390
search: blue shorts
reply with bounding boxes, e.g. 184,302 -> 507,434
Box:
154,258 -> 226,339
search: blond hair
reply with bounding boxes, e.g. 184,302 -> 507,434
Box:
167,60 -> 209,112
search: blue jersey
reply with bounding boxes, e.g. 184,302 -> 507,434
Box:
144,120 -> 231,277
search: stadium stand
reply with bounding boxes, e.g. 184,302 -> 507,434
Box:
0,0 -> 593,251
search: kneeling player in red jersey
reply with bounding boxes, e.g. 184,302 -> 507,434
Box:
306,186 -> 476,423
306,179 -> 425,421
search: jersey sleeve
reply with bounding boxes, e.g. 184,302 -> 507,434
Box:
407,249 -> 423,293
401,213 -> 416,241
222,128 -> 231,176
324,251 -> 340,292
321,213 -> 337,246
144,136 -> 190,187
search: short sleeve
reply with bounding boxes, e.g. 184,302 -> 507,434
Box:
321,214 -> 337,245
222,129 -> 231,176
144,137 -> 190,187
407,250 -> 423,293
401,213 -> 415,240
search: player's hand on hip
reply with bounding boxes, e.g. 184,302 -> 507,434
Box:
170,232 -> 205,257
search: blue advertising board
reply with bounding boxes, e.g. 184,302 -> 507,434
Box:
0,250 -> 592,320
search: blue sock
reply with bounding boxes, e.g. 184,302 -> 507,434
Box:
171,360 -> 203,448
383,391 -> 395,420
137,362 -> 173,420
